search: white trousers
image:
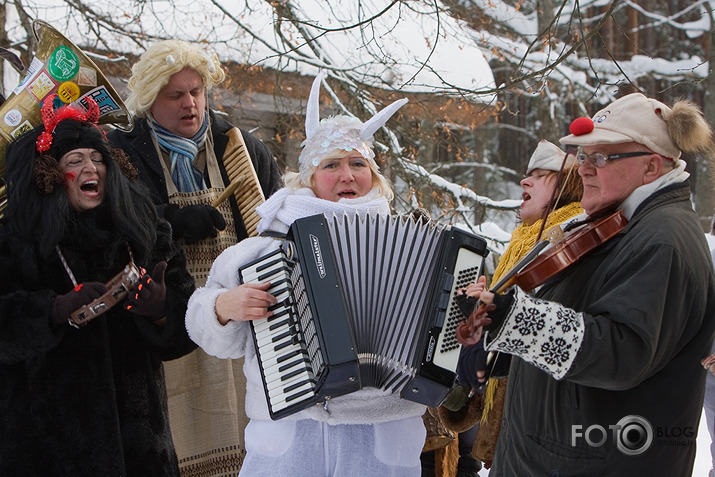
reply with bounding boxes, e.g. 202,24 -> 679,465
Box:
238,416 -> 425,477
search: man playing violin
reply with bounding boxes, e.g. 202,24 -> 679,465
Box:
460,93 -> 715,476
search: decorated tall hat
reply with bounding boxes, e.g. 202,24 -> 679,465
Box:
0,20 -> 131,175
296,72 -> 408,185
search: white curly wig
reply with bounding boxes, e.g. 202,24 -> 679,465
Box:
125,40 -> 226,117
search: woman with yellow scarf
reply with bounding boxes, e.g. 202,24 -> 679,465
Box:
429,140 -> 584,476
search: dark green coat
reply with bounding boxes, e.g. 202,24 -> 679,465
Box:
490,182 -> 715,477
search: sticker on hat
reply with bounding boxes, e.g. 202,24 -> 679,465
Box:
11,120 -> 33,139
3,109 -> 22,127
42,95 -> 65,112
28,71 -> 57,101
77,67 -> 97,87
47,45 -> 80,82
12,57 -> 43,96
79,86 -> 122,117
57,81 -> 81,104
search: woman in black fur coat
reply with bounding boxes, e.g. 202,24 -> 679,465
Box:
0,97 -> 197,476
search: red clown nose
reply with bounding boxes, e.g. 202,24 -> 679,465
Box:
569,117 -> 594,136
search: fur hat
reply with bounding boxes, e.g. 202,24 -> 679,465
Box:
560,93 -> 713,162
297,72 -> 407,186
526,140 -> 575,174
50,119 -> 111,162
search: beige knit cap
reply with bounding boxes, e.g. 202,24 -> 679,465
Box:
559,93 -> 681,160
526,139 -> 575,174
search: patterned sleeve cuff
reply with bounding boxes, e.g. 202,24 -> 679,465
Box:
484,286 -> 585,380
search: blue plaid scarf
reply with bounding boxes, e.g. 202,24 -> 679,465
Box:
150,113 -> 210,192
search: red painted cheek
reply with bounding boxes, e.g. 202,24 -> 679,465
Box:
65,172 -> 77,181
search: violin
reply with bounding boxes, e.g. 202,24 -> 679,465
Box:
455,209 -> 628,346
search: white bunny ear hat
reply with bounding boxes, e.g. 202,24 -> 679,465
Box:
297,72 -> 408,186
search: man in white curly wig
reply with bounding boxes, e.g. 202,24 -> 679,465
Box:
108,40 -> 281,476
459,92 -> 715,476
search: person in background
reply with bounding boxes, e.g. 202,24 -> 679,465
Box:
108,40 -> 281,475
461,93 -> 715,476
0,96 -> 196,475
185,74 -> 423,476
424,140 -> 583,476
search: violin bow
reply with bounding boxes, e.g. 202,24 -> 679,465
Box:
534,146 -> 578,243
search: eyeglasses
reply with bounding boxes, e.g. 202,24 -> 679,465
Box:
576,151 -> 653,168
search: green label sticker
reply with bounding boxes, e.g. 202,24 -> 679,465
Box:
48,46 -> 79,82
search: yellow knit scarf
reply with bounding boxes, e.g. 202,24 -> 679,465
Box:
480,201 -> 583,424
490,201 -> 584,286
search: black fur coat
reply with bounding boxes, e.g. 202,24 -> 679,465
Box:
0,208 -> 197,476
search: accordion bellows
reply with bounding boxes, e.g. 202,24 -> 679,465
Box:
239,212 -> 488,419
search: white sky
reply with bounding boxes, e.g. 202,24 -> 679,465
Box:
6,0 -> 497,101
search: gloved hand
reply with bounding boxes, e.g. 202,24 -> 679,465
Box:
441,383 -> 471,411
702,354 -> 715,375
454,292 -> 478,319
457,338 -> 489,392
164,204 -> 226,245
482,288 -> 516,334
125,262 -> 167,321
51,282 -> 108,326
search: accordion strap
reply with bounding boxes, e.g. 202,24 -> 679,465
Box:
259,230 -> 287,239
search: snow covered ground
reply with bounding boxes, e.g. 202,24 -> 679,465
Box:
692,409 -> 712,477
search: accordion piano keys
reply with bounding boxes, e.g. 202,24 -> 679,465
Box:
243,253 -> 324,414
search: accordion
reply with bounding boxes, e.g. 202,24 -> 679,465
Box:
239,212 -> 488,420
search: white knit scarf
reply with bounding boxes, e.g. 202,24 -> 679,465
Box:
256,186 -> 391,235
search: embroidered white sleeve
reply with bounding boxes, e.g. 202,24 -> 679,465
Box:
484,287 -> 585,380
